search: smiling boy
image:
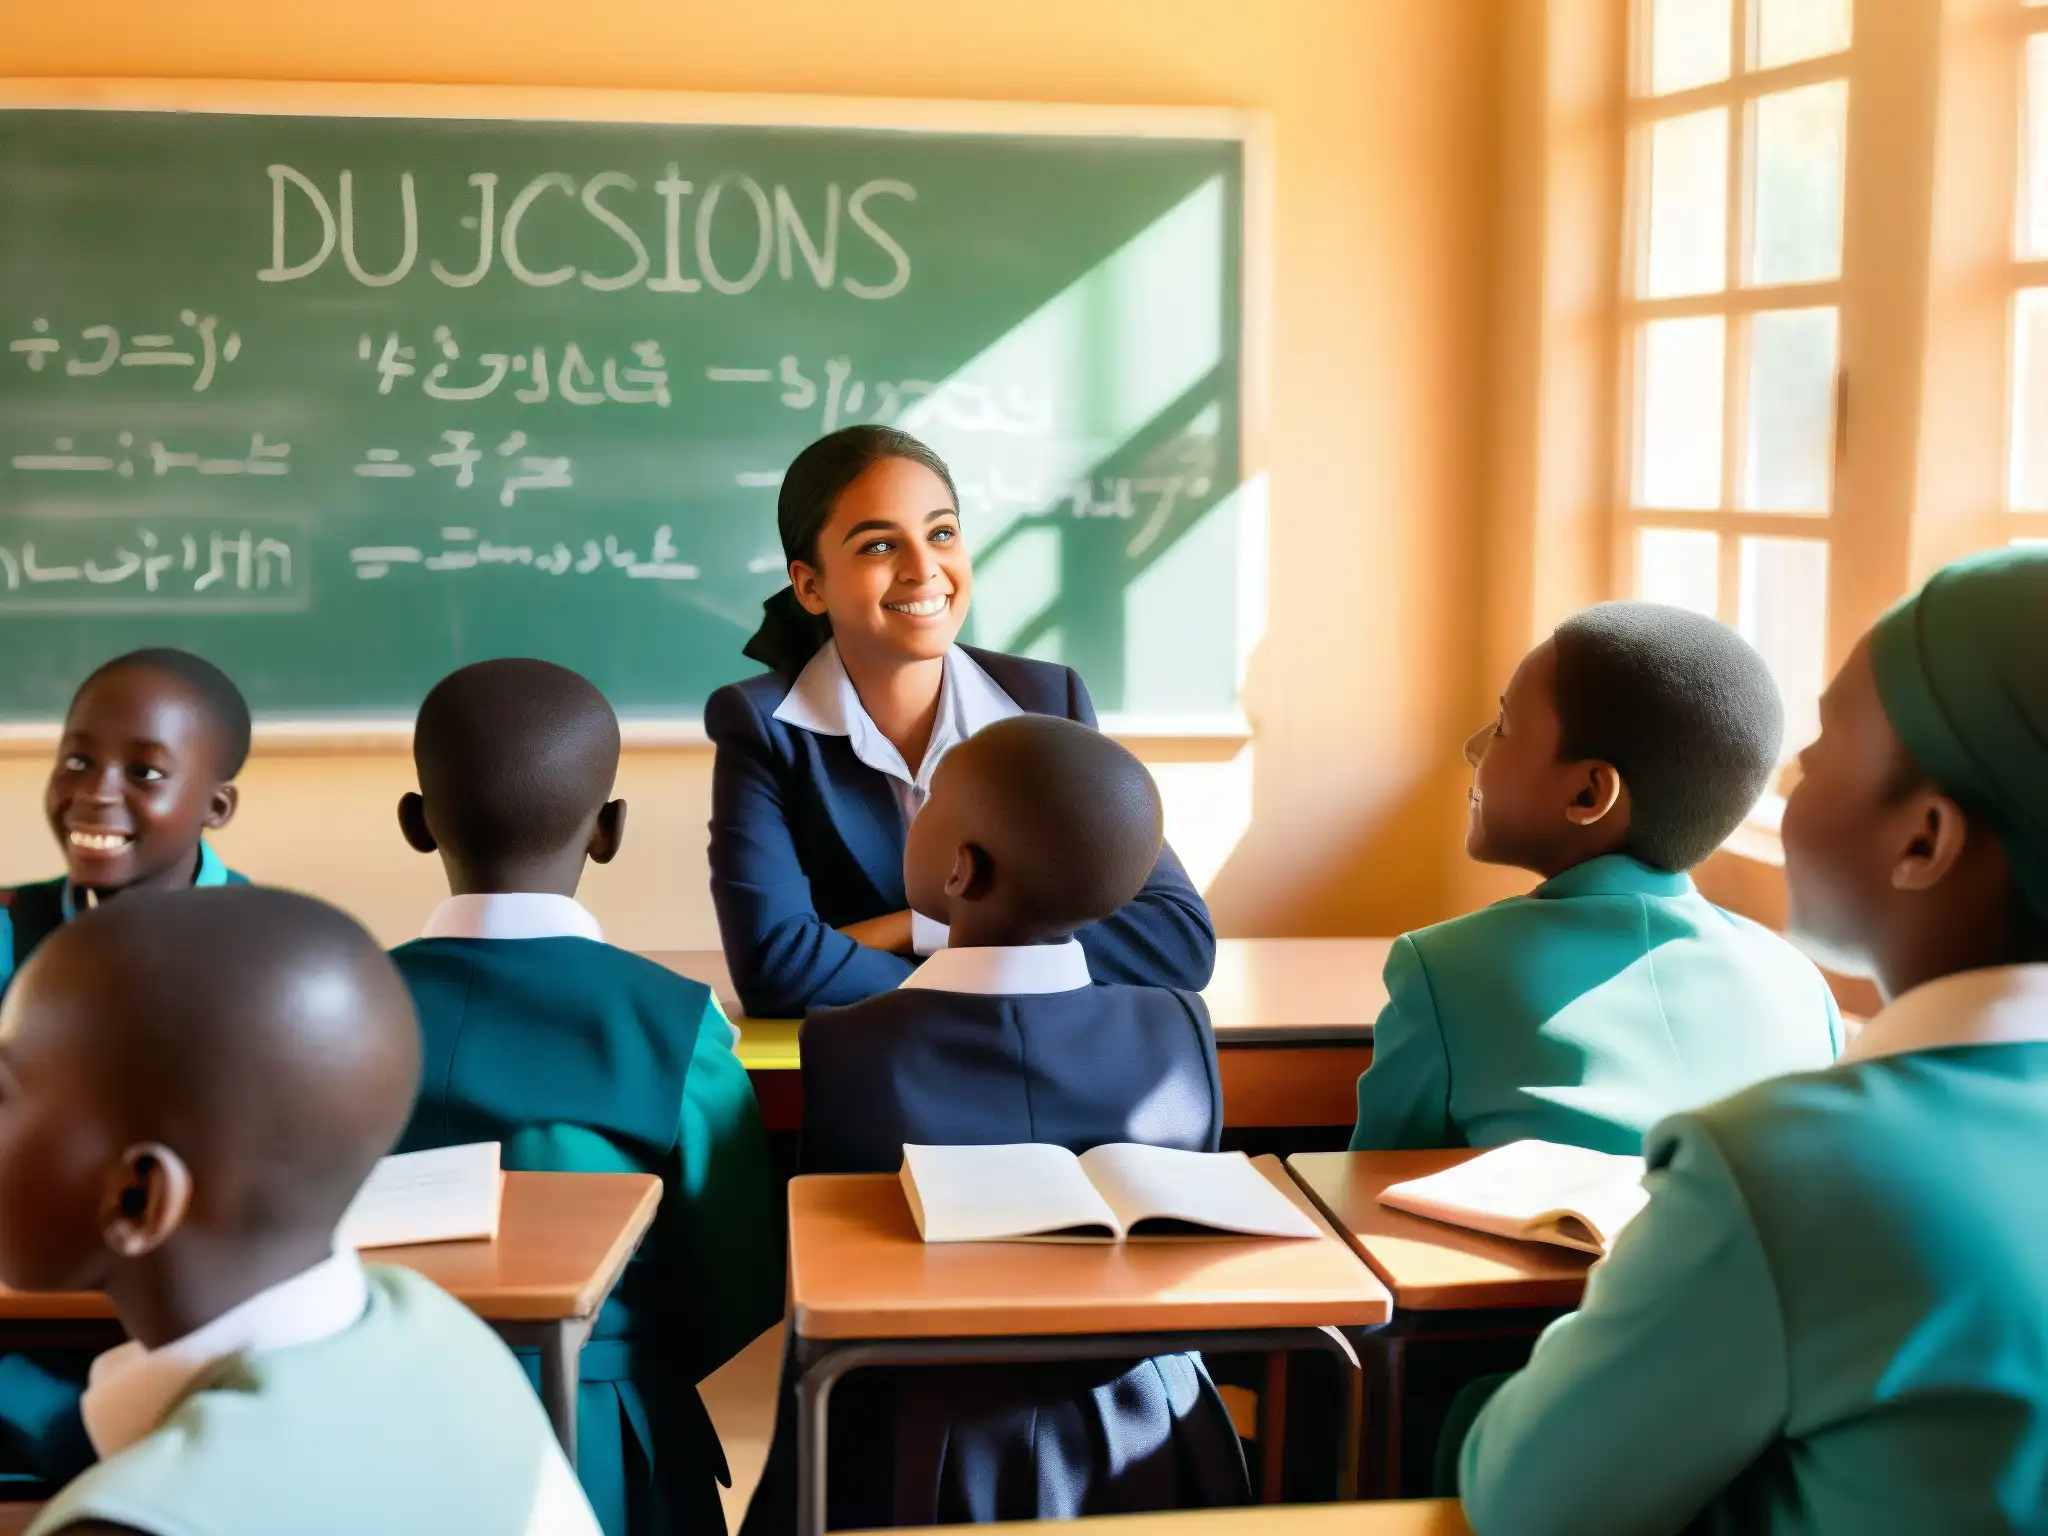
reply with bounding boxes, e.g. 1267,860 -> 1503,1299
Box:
1351,602 -> 1842,1154
0,649 -> 250,998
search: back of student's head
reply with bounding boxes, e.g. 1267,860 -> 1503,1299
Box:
3,886 -> 419,1253
76,647 -> 252,780
1552,603 -> 1782,873
411,659 -> 620,865
941,714 -> 1164,933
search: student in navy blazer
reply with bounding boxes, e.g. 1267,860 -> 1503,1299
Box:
707,426 -> 1216,1019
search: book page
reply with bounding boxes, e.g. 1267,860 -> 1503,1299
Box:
1077,1145 -> 1321,1240
336,1142 -> 504,1250
1379,1141 -> 1647,1254
899,1143 -> 1121,1243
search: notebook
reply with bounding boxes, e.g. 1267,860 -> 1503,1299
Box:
1379,1140 -> 1649,1256
899,1142 -> 1322,1243
336,1142 -> 505,1249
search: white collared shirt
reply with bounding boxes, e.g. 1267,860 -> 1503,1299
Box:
82,1249 -> 369,1458
899,940 -> 1092,996
1840,964 -> 2048,1064
422,893 -> 605,943
774,641 -> 1024,955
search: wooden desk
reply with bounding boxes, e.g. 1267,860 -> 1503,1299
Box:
785,1155 -> 1390,1536
649,937 -> 1388,1131
0,1171 -> 660,1469
945,1498 -> 1471,1534
1288,1151 -> 1592,1497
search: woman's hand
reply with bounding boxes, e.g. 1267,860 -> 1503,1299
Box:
836,910 -> 916,955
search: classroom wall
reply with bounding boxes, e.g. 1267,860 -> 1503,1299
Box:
0,0 -> 1499,950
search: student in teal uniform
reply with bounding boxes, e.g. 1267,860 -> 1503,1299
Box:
0,648 -> 252,1488
1459,547 -> 2048,1535
0,649 -> 250,1000
1352,603 -> 1841,1154
3,885 -> 602,1536
389,658 -> 781,1536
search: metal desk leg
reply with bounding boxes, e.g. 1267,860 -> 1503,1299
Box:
535,1315 -> 596,1470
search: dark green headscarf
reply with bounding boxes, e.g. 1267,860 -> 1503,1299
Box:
1870,547 -> 2048,921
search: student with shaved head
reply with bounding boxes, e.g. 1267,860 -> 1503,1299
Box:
742,714 -> 1247,1534
391,658 -> 780,1536
1,886 -> 600,1536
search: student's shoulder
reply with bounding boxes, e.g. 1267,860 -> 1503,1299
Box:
394,934 -> 711,998
705,669 -> 794,738
957,644 -> 1085,717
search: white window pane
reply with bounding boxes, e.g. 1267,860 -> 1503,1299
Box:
1751,81 -> 1847,286
1636,528 -> 1721,616
1739,536 -> 1829,759
1745,307 -> 1838,512
2008,289 -> 2048,510
2024,37 -> 2048,257
1643,109 -> 1729,297
1638,316 -> 1726,510
1647,0 -> 1733,95
1756,0 -> 1853,70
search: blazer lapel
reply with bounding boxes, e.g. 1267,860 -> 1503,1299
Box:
806,732 -> 910,910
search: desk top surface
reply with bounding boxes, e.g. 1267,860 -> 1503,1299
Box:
0,1171 -> 661,1325
1287,1150 -> 1594,1312
652,936 -> 1391,1070
904,1498 -> 1471,1534
786,1154 -> 1389,1342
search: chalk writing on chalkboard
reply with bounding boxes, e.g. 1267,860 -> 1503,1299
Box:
10,312 -> 245,391
0,519 -> 308,613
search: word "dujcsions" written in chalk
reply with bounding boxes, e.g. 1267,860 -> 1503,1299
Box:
259,166 -> 917,299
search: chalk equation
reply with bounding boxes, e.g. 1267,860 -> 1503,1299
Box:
351,428 -> 571,508
708,356 -> 1051,437
9,433 -> 290,479
8,313 -> 244,392
0,520 -> 308,613
360,328 -> 669,406
350,524 -> 697,582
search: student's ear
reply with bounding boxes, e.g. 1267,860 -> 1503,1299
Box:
1563,760 -> 1626,828
397,792 -> 438,855
943,841 -> 994,903
588,799 -> 627,865
1891,788 -> 1971,894
98,1143 -> 193,1260
202,783 -> 239,831
790,559 -> 829,617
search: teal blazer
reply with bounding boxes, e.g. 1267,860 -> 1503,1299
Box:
1351,856 -> 1842,1154
1461,1039 -> 2048,1534
392,937 -> 783,1536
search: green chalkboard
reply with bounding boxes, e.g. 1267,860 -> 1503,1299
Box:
0,95 -> 1250,723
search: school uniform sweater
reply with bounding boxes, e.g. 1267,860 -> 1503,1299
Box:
1352,855 -> 1843,1155
392,895 -> 782,1536
742,942 -> 1250,1533
1462,964 -> 2048,1536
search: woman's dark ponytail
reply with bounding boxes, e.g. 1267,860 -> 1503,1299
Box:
741,425 -> 961,676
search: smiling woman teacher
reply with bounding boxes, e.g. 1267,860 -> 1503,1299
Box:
706,426 -> 1217,1020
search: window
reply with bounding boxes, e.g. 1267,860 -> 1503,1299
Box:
2007,10 -> 2048,547
1621,0 -> 1853,763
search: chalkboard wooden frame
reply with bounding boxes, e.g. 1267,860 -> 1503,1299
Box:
0,78 -> 1271,753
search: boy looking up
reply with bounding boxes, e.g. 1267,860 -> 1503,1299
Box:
392,658 -> 780,1536
1458,550 -> 2048,1534
2,886 -> 600,1536
1352,603 -> 1841,1154
744,714 -> 1246,1533
1,649 -> 250,999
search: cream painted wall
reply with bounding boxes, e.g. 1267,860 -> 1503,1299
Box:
0,0 -> 1498,949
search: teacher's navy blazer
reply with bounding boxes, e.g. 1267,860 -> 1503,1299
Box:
705,645 -> 1217,1018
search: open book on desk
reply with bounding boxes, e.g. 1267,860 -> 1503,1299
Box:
337,1142 -> 505,1250
1379,1140 -> 1648,1256
900,1142 -> 1322,1244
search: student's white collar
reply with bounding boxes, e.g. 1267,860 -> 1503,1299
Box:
81,1249 -> 368,1458
421,893 -> 604,943
899,941 -> 1092,996
1839,964 -> 2048,1064
771,640 -> 1021,784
